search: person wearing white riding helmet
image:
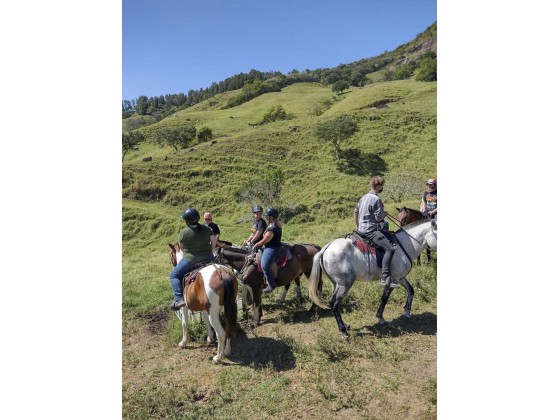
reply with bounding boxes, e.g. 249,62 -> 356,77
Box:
420,178 -> 437,221
242,205 -> 267,248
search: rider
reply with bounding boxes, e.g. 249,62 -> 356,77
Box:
203,212 -> 221,241
354,176 -> 399,288
242,205 -> 267,250
254,207 -> 282,293
420,178 -> 437,221
169,208 -> 216,310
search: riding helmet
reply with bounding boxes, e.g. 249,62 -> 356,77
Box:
426,178 -> 437,186
180,208 -> 200,225
265,208 -> 279,218
252,205 -> 264,213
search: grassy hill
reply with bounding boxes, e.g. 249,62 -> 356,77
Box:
123,26 -> 437,419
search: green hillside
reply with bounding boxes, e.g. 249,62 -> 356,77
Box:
123,25 -> 437,419
126,80 -> 434,218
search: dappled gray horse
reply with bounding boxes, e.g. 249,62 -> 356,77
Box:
308,219 -> 437,340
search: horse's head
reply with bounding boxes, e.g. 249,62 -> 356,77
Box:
169,243 -> 183,267
426,219 -> 437,250
396,206 -> 424,227
396,207 -> 408,227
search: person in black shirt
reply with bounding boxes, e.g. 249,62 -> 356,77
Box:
254,208 -> 282,293
242,205 -> 267,248
203,212 -> 220,241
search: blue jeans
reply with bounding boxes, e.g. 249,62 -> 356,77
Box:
261,247 -> 282,288
169,259 -> 194,302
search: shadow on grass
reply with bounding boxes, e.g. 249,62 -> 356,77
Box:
336,148 -> 387,176
354,312 -> 437,337
229,329 -> 296,371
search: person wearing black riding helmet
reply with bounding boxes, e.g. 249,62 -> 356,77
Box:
242,204 -> 267,248
254,207 -> 282,293
169,208 -> 216,310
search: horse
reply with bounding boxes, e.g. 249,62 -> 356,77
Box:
308,219 -> 437,340
396,206 -> 433,265
168,243 -> 238,364
218,242 -> 322,326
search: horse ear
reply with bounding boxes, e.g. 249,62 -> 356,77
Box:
431,219 -> 437,228
396,207 -> 401,212
169,243 -> 175,249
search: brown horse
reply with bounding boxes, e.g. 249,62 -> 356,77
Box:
218,242 -> 322,326
396,207 -> 433,264
168,243 -> 238,364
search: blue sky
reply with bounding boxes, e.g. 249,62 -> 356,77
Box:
123,0 -> 437,100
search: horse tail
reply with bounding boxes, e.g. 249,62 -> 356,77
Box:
308,247 -> 330,310
222,268 -> 238,338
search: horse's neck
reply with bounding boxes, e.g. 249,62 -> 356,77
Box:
223,250 -> 247,268
395,222 -> 430,258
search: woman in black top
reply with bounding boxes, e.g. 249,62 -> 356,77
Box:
254,208 -> 282,293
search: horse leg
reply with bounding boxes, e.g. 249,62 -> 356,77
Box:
178,306 -> 189,348
376,285 -> 395,325
329,285 -> 351,340
426,248 -> 432,264
400,277 -> 414,319
201,311 -> 215,344
417,255 -> 421,265
251,285 -> 262,326
207,305 -> 226,364
279,284 -> 290,303
294,275 -> 303,301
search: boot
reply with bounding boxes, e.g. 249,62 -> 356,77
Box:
262,278 -> 276,293
171,298 -> 186,310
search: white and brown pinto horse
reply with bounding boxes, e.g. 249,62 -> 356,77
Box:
169,243 -> 238,364
308,219 -> 437,340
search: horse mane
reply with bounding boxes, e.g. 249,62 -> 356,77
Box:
398,218 -> 431,231
402,206 -> 423,216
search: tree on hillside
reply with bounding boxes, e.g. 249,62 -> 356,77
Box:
416,55 -> 437,82
234,169 -> 285,211
383,171 -> 425,202
122,131 -> 145,161
197,126 -> 213,142
315,115 -> 359,160
332,80 -> 349,94
153,125 -> 197,151
260,105 -> 290,124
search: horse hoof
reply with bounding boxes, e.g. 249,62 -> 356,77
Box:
178,341 -> 187,349
404,311 -> 411,319
342,334 -> 350,341
212,356 -> 221,364
378,318 -> 387,325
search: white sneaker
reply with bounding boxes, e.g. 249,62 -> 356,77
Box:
380,278 -> 399,288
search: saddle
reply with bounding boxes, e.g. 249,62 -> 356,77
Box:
255,244 -> 292,278
182,259 -> 215,287
349,232 -> 383,268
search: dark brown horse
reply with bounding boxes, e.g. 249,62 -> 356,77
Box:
218,242 -> 322,326
396,207 -> 433,264
168,243 -> 238,364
